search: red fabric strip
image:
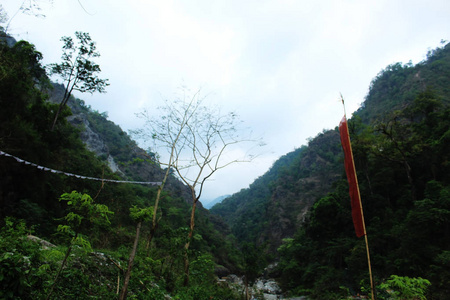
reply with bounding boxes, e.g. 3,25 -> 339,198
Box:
339,116 -> 365,237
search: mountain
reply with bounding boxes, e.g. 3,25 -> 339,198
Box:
354,42 -> 450,124
203,195 -> 230,209
210,130 -> 342,250
210,41 -> 450,298
2,30 -> 450,298
210,41 -> 450,253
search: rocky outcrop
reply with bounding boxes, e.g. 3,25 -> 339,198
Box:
47,85 -> 192,204
66,112 -> 125,176
67,113 -> 106,155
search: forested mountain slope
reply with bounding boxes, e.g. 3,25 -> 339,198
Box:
211,42 -> 450,249
275,86 -> 450,299
211,130 -> 343,250
0,33 -> 242,299
48,83 -> 193,203
210,42 -> 450,298
355,42 -> 450,123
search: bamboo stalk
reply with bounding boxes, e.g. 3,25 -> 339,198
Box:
342,96 -> 375,300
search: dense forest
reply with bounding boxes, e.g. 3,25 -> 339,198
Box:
1,25 -> 450,299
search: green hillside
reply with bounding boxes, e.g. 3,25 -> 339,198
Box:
0,34 -> 241,299
211,42 -> 450,299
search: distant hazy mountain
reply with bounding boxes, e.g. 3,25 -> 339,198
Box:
203,195 -> 231,209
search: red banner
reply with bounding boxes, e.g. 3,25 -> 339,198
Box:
339,116 -> 365,237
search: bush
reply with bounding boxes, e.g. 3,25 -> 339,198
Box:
0,217 -> 47,299
378,275 -> 431,300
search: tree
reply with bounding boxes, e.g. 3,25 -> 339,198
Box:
0,40 -> 47,112
48,31 -> 109,130
139,89 -> 262,286
46,191 -> 113,300
119,206 -> 153,300
378,275 -> 431,300
131,94 -> 196,254
241,242 -> 265,300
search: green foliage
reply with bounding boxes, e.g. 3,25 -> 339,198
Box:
129,205 -> 153,222
59,191 -> 113,233
277,100 -> 450,296
211,130 -> 343,251
240,242 -> 266,286
47,31 -> 109,130
169,253 -> 240,299
276,44 -> 450,299
47,31 -> 109,95
46,191 -> 114,299
189,253 -> 215,284
378,275 -> 431,300
356,43 -> 450,123
0,218 -> 44,299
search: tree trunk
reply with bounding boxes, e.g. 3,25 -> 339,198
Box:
145,165 -> 171,256
119,221 -> 142,300
51,79 -> 74,131
183,193 -> 198,286
46,237 -> 75,300
51,101 -> 65,131
145,186 -> 163,255
183,245 -> 190,287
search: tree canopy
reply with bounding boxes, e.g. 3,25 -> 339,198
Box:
48,31 -> 109,130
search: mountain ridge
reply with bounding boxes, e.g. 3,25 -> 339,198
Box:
204,194 -> 231,209
210,41 -> 450,253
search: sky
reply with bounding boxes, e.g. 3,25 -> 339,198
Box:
2,0 -> 450,203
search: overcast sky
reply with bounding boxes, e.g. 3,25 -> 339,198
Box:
2,0 -> 450,203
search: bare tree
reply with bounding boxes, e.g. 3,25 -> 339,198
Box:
136,89 -> 262,286
131,92 -> 200,254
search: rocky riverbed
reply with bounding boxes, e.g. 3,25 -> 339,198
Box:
220,275 -> 308,300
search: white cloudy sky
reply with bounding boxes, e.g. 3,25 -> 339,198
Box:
2,0 -> 450,202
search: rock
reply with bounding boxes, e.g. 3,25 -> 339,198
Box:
254,278 -> 282,294
107,154 -> 122,174
27,235 -> 56,249
222,275 -> 286,299
264,262 -> 281,278
226,274 -> 244,286
221,274 -> 311,300
260,294 -> 279,300
67,112 -> 125,176
215,265 -> 230,278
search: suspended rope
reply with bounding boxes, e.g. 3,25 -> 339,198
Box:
0,150 -> 161,186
